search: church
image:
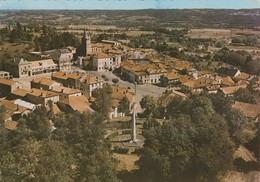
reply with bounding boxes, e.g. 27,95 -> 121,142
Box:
78,30 -> 122,72
81,30 -> 102,56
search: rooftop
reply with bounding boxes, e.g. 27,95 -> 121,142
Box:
32,77 -> 58,86
232,101 -> 260,119
93,53 -> 112,59
220,85 -> 247,95
28,88 -> 58,98
0,78 -> 16,86
4,120 -> 17,130
11,89 -> 29,97
52,86 -> 82,95
59,95 -> 94,113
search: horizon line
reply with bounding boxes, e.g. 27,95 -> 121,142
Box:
0,8 -> 259,11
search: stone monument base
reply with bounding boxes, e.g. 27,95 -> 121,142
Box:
122,138 -> 144,147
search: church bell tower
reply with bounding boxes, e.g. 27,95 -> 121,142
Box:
82,29 -> 91,56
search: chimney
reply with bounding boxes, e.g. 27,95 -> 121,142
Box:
16,104 -> 19,111
40,93 -> 45,97
61,89 -> 64,93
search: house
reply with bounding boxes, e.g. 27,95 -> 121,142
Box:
80,75 -> 104,97
51,86 -> 82,101
219,85 -> 247,96
47,49 -> 73,72
181,77 -> 220,93
10,88 -> 29,100
58,95 -> 94,113
4,120 -> 18,130
101,40 -> 120,46
109,85 -> 135,118
235,72 -> 250,81
30,59 -> 58,75
31,77 -> 61,90
3,58 -> 58,78
197,71 -> 212,79
0,71 -> 10,79
26,88 -> 59,106
92,53 -> 114,71
52,72 -> 104,97
14,99 -> 37,111
221,76 -> 236,87
0,78 -> 22,97
158,89 -> 187,107
232,101 -> 260,121
3,58 -> 32,78
160,72 -> 180,87
216,67 -> 241,78
252,78 -> 260,91
120,62 -> 167,84
0,99 -> 29,122
166,59 -> 193,74
129,51 -> 146,60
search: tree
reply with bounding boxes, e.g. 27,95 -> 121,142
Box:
22,106 -> 51,140
225,109 -> 251,145
53,112 -> 119,182
140,95 -> 158,117
118,96 -> 130,115
0,139 -> 75,181
139,117 -> 194,182
234,88 -> 257,104
140,94 -> 236,181
112,78 -> 119,85
92,86 -> 113,120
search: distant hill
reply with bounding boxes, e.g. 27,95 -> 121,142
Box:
0,9 -> 259,29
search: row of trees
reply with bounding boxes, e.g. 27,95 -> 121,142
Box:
138,93 -> 259,181
231,36 -> 258,46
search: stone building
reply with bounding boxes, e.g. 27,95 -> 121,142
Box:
47,49 -> 73,72
0,78 -> 22,97
3,58 -> 31,78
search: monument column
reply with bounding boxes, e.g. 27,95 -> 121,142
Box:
131,111 -> 137,142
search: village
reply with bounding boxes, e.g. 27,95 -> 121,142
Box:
0,8 -> 260,182
1,29 -> 260,131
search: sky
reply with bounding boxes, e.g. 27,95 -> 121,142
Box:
0,0 -> 259,10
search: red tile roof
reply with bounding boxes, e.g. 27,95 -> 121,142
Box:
232,101 -> 260,119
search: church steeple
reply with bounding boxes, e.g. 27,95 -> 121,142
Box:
81,29 -> 91,56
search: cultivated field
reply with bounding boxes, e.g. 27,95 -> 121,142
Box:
188,29 -> 231,39
68,24 -> 119,30
189,28 -> 260,39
